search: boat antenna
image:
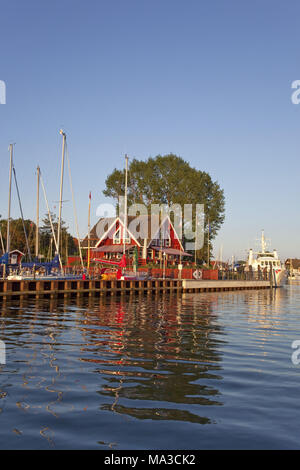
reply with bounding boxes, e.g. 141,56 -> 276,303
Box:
261,229 -> 266,253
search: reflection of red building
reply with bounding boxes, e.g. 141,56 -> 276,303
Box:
81,215 -> 192,264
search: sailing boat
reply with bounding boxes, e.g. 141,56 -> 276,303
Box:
3,132 -> 84,280
246,230 -> 286,287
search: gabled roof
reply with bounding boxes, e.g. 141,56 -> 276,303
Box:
82,217 -> 142,249
82,214 -> 185,251
10,249 -> 25,255
147,215 -> 184,250
81,217 -> 116,248
96,217 -> 142,248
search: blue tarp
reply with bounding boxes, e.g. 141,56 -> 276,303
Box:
21,254 -> 60,274
0,253 -> 9,265
0,252 -> 60,275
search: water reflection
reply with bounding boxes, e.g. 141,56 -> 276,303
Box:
0,287 -> 298,449
78,295 -> 225,424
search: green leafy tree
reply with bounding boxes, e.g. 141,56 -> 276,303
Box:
0,217 -> 35,258
0,213 -> 77,264
39,212 -> 77,263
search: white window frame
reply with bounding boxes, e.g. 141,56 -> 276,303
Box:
123,228 -> 130,244
113,228 -> 121,244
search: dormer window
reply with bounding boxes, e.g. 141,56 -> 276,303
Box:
113,227 -> 130,244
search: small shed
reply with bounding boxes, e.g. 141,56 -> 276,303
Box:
9,250 -> 24,265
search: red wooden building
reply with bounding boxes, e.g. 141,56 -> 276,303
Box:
81,215 -> 192,265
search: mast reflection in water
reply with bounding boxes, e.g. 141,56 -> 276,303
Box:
79,295 -> 224,425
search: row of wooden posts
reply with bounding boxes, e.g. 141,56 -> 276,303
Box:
0,278 -> 271,300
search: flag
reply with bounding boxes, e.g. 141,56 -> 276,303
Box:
89,191 -> 91,200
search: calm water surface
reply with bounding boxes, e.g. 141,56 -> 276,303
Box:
0,285 -> 300,449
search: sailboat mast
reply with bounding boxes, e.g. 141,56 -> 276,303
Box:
261,229 -> 266,253
207,218 -> 210,267
194,211 -> 197,265
87,192 -> 91,269
6,144 -> 13,254
40,172 -> 63,270
0,225 -> 4,254
123,155 -> 129,255
36,165 -> 40,259
57,130 -> 66,257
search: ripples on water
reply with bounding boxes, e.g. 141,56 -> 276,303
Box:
0,286 -> 299,449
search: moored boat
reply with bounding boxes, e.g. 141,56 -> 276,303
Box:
246,231 -> 286,287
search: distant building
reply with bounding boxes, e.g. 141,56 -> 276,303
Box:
285,258 -> 300,271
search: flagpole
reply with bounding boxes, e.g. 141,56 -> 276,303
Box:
123,155 -> 128,255
194,211 -> 197,266
207,218 -> 210,267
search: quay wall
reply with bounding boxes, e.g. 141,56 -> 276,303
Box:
0,278 -> 271,300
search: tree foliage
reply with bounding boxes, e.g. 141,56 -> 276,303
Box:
0,218 -> 35,256
0,213 -> 77,263
39,212 -> 77,262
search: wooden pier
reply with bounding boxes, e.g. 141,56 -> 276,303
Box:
182,279 -> 270,292
0,278 -> 271,300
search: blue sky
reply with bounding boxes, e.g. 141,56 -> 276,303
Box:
0,0 -> 300,261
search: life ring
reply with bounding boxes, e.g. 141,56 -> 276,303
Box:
193,269 -> 202,280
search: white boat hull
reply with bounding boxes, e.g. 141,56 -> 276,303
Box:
274,268 -> 287,287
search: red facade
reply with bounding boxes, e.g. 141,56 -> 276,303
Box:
88,216 -> 190,264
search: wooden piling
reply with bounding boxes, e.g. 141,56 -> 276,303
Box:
0,277 -> 271,301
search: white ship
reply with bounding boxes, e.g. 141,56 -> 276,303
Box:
246,231 -> 286,287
